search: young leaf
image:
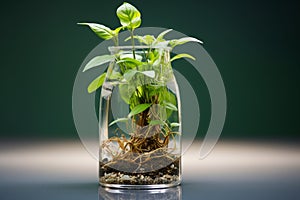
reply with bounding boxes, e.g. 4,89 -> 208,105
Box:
77,23 -> 115,40
87,73 -> 106,93
143,35 -> 156,45
113,26 -> 123,35
128,103 -> 151,118
163,101 -> 178,111
109,118 -> 129,126
170,37 -> 203,47
116,2 -> 141,29
83,55 -> 114,72
170,53 -> 195,62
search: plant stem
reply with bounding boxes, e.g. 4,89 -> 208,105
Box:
130,30 -> 136,59
112,36 -> 118,46
115,36 -> 119,46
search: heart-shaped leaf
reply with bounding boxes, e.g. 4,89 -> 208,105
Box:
116,2 -> 141,30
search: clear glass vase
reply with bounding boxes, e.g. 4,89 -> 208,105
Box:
99,46 -> 181,189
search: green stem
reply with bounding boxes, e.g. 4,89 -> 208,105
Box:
130,30 -> 136,59
112,36 -> 118,46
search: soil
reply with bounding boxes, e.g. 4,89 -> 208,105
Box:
99,157 -> 180,185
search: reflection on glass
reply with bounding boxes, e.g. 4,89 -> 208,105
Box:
98,185 -> 181,200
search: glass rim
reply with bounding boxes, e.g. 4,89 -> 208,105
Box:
108,45 -> 172,52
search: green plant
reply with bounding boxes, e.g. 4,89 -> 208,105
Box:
79,2 -> 202,184
79,1 -> 201,127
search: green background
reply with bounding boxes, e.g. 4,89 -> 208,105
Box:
1,0 -> 299,140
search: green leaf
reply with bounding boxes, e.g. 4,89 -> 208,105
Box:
170,122 -> 180,127
170,53 -> 195,62
141,70 -> 155,78
151,41 -> 169,49
125,35 -> 155,45
163,101 -> 178,111
143,35 -> 156,45
170,37 -> 203,47
118,83 -> 136,104
123,70 -> 155,83
87,73 -> 106,93
156,29 -> 173,42
109,71 -> 122,80
109,118 -> 129,126
77,23 -> 115,40
128,103 -> 151,118
113,26 -> 123,35
149,120 -> 164,126
125,35 -> 142,42
116,57 -> 143,66
123,70 -> 155,81
164,90 -> 177,117
123,69 -> 138,81
83,55 -> 114,72
120,53 -> 143,61
116,2 -> 141,29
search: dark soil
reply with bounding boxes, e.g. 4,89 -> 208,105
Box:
99,157 -> 180,185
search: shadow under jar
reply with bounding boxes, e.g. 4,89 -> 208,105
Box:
99,46 -> 182,189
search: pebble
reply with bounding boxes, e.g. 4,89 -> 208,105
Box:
165,175 -> 172,179
120,175 -> 131,181
106,178 -> 115,183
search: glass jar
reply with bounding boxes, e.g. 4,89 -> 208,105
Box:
99,46 -> 181,189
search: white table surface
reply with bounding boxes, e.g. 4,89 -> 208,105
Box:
0,139 -> 299,199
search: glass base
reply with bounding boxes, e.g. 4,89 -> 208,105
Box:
99,180 -> 181,189
98,185 -> 182,199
